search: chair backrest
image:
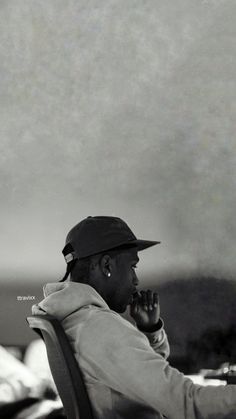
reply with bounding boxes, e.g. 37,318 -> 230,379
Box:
26,315 -> 94,419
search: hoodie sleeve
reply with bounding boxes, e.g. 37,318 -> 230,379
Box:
137,318 -> 170,359
79,311 -> 236,419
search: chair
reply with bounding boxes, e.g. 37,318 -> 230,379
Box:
26,315 -> 94,419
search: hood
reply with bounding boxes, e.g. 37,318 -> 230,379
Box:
32,281 -> 109,320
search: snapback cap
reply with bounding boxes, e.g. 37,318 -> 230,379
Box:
62,216 -> 160,263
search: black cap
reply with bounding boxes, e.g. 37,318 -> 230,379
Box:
62,216 -> 160,263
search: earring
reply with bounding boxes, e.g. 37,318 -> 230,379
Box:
107,272 -> 111,277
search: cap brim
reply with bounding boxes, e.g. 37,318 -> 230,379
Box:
133,239 -> 160,251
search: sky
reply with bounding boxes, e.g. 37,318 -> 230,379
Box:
0,0 -> 236,284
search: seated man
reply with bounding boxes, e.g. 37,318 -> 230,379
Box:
32,216 -> 236,419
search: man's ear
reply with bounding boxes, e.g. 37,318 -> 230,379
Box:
100,254 -> 112,277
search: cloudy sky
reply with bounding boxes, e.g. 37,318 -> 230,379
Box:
0,0 -> 235,284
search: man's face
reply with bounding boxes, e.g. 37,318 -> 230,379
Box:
108,248 -> 139,313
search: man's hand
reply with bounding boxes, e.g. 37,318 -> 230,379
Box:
129,290 -> 160,332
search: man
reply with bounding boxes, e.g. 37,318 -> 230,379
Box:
32,216 -> 236,419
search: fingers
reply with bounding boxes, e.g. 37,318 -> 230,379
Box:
129,291 -> 141,315
153,292 -> 158,308
130,289 -> 160,327
140,290 -> 159,311
147,290 -> 153,310
140,291 -> 148,310
130,303 -> 139,316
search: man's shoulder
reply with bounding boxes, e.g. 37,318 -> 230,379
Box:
84,307 -> 135,334
77,307 -> 149,355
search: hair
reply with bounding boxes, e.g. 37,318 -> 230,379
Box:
70,256 -> 94,283
60,243 -> 137,283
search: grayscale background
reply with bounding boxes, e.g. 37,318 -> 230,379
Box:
0,0 -> 235,362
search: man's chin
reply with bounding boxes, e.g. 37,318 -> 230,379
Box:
116,303 -> 128,314
109,299 -> 129,313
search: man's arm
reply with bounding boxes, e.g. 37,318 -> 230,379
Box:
130,290 -> 170,359
137,318 -> 170,359
80,311 -> 236,419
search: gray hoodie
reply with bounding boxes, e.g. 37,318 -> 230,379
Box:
32,281 -> 236,419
